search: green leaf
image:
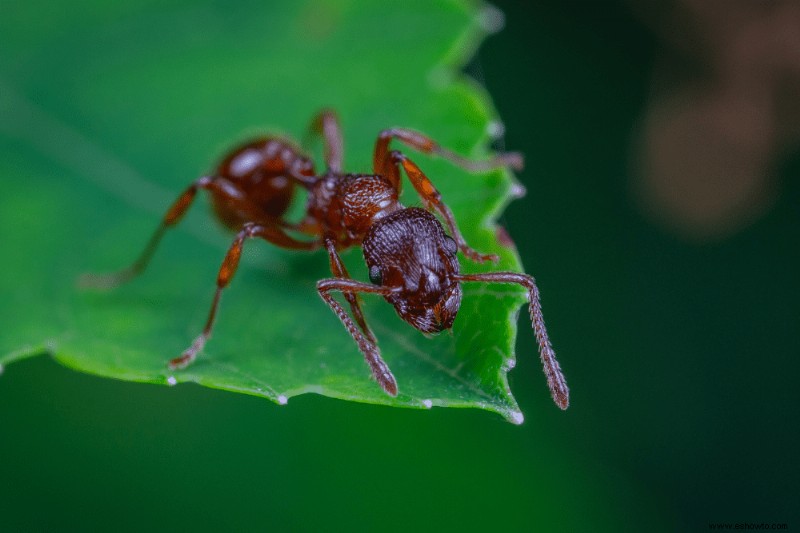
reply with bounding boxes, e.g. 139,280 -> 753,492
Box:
0,0 -> 531,423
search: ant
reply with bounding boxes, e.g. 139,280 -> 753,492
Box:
82,110 -> 569,410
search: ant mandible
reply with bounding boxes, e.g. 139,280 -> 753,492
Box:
82,110 -> 569,410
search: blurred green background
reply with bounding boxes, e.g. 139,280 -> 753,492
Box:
1,0 -> 798,531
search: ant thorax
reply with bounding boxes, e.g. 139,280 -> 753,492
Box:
362,208 -> 462,334
306,173 -> 401,244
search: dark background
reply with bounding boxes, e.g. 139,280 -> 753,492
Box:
1,1 -> 797,531
484,0 -> 799,529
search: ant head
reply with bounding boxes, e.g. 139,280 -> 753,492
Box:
363,208 -> 462,334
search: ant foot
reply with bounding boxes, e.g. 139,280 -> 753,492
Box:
169,352 -> 195,369
378,372 -> 398,397
169,334 -> 207,369
369,357 -> 398,396
492,151 -> 524,171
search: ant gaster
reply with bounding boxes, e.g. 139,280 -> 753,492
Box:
82,110 -> 569,410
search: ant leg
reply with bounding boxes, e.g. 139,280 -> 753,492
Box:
455,271 -> 569,410
171,223 -> 319,369
390,151 -> 499,264
317,278 -> 398,396
323,236 -> 377,344
373,128 -> 523,186
80,176 -> 216,289
306,109 -> 344,173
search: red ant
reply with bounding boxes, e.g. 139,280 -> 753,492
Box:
82,110 -> 569,410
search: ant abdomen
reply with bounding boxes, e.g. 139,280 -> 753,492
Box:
213,138 -> 315,229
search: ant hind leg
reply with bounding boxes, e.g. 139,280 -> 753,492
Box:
79,176 -> 215,289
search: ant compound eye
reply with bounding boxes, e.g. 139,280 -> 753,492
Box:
368,265 -> 383,285
444,235 -> 458,256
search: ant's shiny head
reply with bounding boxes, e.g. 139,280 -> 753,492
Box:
362,208 -> 462,334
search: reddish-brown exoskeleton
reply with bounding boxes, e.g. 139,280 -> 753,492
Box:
82,110 -> 569,409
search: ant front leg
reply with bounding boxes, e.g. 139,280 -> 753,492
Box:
171,222 -> 319,369
79,176 -> 216,289
455,271 -> 569,410
388,151 -> 498,264
323,236 -> 377,344
373,128 -> 523,187
317,278 -> 398,396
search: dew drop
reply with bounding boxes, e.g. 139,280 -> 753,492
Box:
479,5 -> 505,33
510,182 -> 527,199
277,395 -> 288,405
422,399 -> 433,409
510,411 -> 524,425
166,376 -> 177,386
487,120 -> 505,139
